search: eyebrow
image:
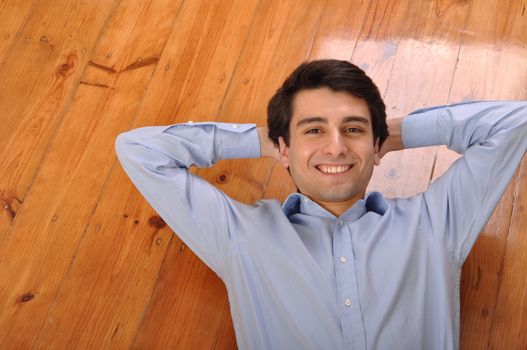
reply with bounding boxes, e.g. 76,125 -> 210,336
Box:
296,116 -> 370,127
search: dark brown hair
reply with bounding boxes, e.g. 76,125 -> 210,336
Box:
267,59 -> 388,147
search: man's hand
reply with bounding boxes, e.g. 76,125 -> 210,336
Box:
257,127 -> 280,160
379,118 -> 404,158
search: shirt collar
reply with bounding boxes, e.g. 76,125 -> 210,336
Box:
282,191 -> 388,220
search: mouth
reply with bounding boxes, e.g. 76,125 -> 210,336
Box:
316,164 -> 353,174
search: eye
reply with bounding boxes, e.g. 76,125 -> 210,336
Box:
346,127 -> 363,133
306,128 -> 322,134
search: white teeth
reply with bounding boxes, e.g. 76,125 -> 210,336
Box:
318,165 -> 351,174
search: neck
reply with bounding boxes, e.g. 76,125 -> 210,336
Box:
314,194 -> 364,217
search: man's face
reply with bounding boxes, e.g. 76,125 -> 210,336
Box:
278,87 -> 380,209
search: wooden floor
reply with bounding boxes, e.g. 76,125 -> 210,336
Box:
0,0 -> 526,348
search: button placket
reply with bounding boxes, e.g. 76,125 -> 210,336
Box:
333,221 -> 367,349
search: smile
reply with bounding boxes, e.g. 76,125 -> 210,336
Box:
316,164 -> 353,174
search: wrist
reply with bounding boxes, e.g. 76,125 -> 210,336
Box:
257,127 -> 279,159
380,118 -> 404,157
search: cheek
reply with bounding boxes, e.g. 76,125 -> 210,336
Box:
357,145 -> 378,165
289,143 -> 315,166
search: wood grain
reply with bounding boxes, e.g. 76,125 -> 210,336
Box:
0,0 -> 525,349
0,0 -> 118,238
0,0 -> 34,64
31,0 -> 185,347
489,158 -> 527,349
0,0 -> 181,347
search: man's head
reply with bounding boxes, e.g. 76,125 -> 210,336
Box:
268,59 -> 388,148
267,60 -> 388,213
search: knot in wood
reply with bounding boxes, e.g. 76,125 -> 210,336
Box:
216,173 -> 228,184
56,54 -> 77,77
18,292 -> 35,303
148,215 -> 166,229
1,195 -> 21,220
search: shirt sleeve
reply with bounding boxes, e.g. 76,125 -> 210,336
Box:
114,122 -> 261,276
402,101 -> 527,263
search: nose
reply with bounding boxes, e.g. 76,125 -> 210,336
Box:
322,131 -> 348,157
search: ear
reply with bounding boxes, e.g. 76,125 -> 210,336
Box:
278,136 -> 290,169
374,137 -> 381,166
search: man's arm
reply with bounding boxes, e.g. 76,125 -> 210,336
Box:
399,101 -> 527,262
257,126 -> 280,159
379,117 -> 404,158
115,122 -> 261,276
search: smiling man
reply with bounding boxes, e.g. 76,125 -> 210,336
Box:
115,60 -> 527,350
274,88 -> 384,216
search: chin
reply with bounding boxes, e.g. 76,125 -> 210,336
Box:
316,190 -> 360,203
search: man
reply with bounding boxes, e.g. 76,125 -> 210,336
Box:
115,60 -> 527,349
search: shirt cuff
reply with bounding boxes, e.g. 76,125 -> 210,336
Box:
401,109 -> 443,149
217,123 -> 261,160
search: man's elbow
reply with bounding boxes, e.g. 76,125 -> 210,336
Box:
114,132 -> 133,164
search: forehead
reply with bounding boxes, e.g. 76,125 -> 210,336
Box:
291,87 -> 371,127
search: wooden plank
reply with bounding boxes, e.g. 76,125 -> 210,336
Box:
0,0 -> 34,64
35,169 -> 175,349
351,0 -> 413,93
308,0 -> 372,61
0,0 -> 183,347
486,3 -> 527,344
130,235 -> 229,349
439,1 -> 527,348
457,183 -> 516,349
133,0 -> 329,347
365,0 -> 471,197
211,303 -> 238,350
489,158 -> 527,348
218,0 -> 325,123
0,0 -> 118,239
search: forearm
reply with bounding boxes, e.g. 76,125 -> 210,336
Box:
116,122 -> 261,170
402,101 -> 527,153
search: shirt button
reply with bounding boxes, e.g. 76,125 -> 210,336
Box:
339,256 -> 348,263
232,124 -> 239,129
344,299 -> 352,307
303,197 -> 309,204
339,220 -> 344,226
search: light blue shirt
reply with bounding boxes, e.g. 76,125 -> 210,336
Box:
115,101 -> 527,350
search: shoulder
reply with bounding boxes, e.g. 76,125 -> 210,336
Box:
223,196 -> 286,225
